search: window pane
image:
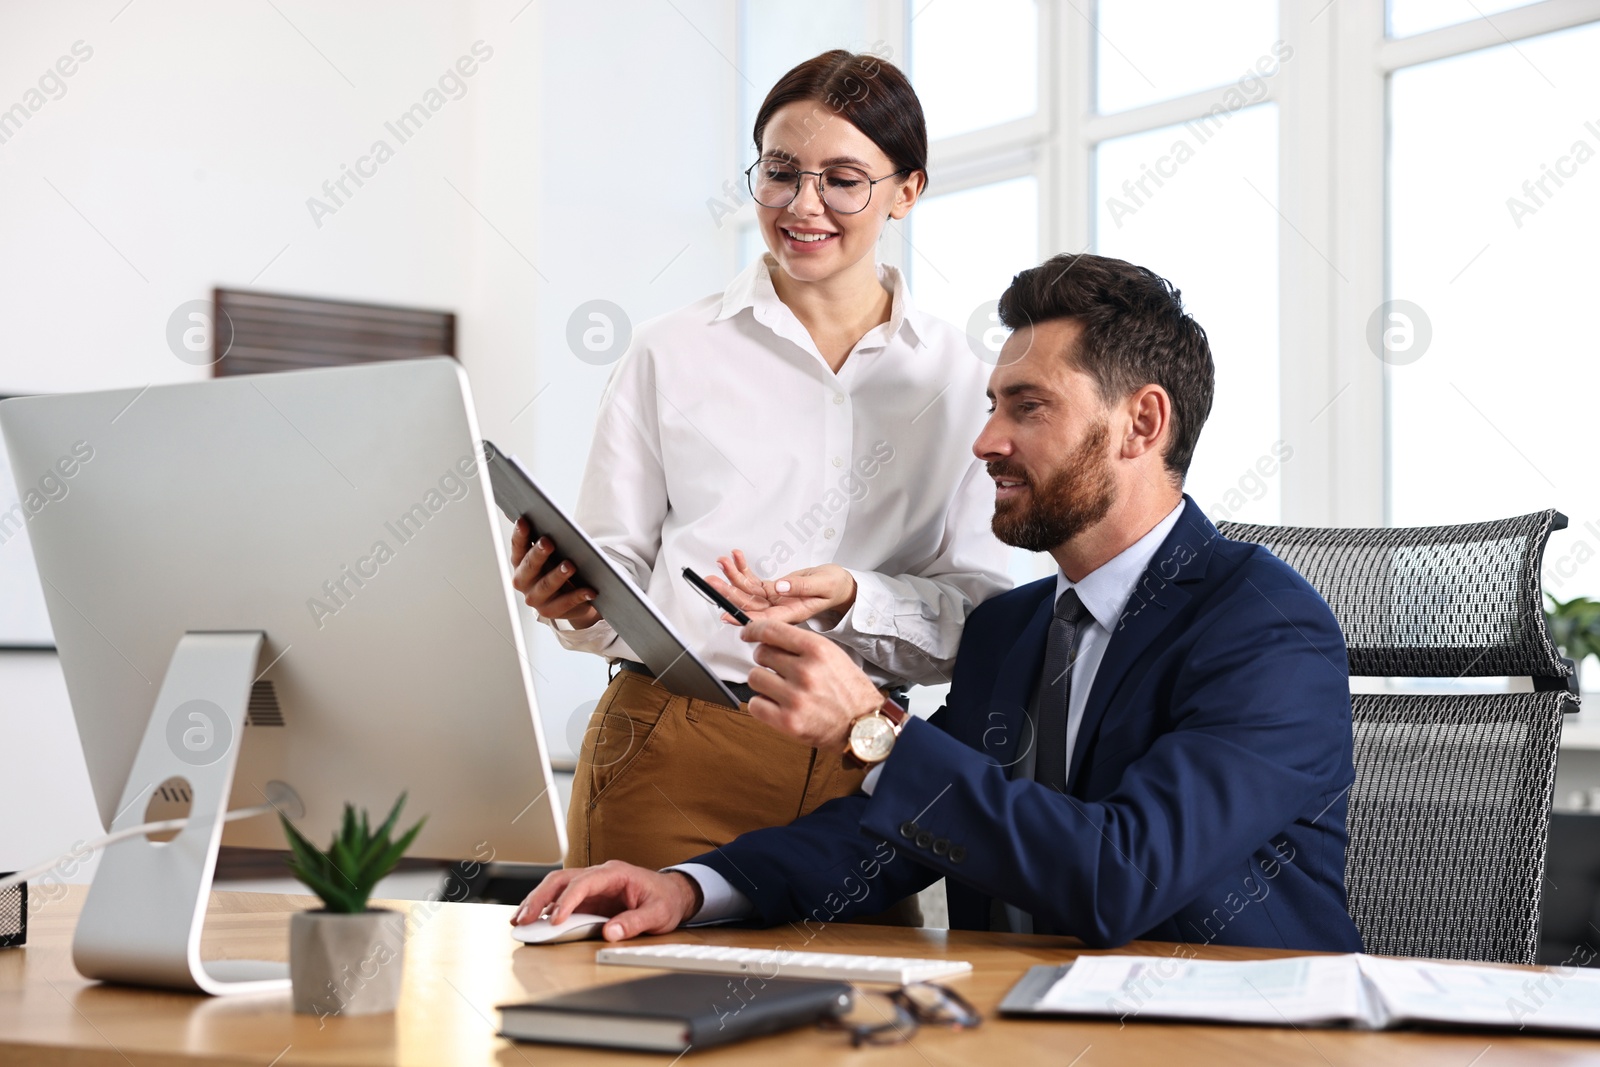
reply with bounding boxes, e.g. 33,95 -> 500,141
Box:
909,176 -> 1039,334
1096,0 -> 1278,114
909,176 -> 1040,585
1095,104 -> 1281,525
1387,23 -> 1600,604
1388,0 -> 1541,38
911,0 -> 1038,140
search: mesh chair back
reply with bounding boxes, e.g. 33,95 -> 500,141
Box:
1218,511 -> 1573,963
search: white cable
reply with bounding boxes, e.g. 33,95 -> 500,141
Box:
0,781 -> 303,895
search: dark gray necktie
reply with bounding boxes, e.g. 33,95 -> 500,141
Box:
1027,588 -> 1090,937
1034,588 -> 1089,796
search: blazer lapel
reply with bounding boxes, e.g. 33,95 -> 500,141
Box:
1066,499 -> 1221,791
981,584 -> 1054,781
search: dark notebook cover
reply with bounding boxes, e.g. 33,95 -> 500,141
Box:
497,973 -> 854,1052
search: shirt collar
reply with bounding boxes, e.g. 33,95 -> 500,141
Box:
1054,500 -> 1188,633
714,253 -> 931,350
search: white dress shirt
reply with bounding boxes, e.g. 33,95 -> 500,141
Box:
673,501 -> 1187,925
548,254 -> 1012,687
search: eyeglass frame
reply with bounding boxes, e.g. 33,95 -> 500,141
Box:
817,981 -> 982,1047
743,157 -> 912,215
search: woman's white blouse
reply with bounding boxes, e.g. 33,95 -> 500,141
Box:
549,254 -> 1012,688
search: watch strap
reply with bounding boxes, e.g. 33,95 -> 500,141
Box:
877,695 -> 908,729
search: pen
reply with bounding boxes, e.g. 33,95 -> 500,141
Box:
681,567 -> 752,625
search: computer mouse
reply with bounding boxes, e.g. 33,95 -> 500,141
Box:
511,912 -> 611,945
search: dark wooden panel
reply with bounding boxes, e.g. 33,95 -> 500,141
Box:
212,845 -> 444,882
213,288 -> 456,376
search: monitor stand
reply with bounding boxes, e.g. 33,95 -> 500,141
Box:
72,631 -> 291,995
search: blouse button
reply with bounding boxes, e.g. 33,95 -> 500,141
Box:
833,393 -> 845,405
824,528 -> 836,540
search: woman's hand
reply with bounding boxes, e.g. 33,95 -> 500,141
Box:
702,550 -> 857,625
510,518 -> 602,628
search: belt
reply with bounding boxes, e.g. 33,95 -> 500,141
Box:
615,659 -> 910,710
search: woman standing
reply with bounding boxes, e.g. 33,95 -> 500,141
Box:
512,50 -> 1009,882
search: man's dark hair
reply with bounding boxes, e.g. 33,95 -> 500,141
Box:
997,253 -> 1214,480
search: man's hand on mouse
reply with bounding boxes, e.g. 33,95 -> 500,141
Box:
740,618 -> 885,749
511,860 -> 703,942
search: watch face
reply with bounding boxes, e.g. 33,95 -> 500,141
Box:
849,714 -> 896,763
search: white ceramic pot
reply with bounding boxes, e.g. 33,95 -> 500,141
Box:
289,908 -> 406,1017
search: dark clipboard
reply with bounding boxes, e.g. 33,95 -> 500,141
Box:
483,440 -> 741,709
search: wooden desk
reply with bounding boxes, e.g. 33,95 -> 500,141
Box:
4,886 -> 1599,1065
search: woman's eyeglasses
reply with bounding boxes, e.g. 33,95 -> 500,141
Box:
818,982 -> 982,1047
745,159 -> 909,215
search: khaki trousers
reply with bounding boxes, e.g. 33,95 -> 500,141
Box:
565,669 -> 922,926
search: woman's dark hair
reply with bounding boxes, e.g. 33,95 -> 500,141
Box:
752,50 -> 927,188
997,253 -> 1215,480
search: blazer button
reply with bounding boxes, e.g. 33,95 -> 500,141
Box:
914,830 -> 934,850
932,838 -> 950,856
899,821 -> 918,839
948,845 -> 967,864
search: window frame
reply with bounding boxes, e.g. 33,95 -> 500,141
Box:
1060,0 -> 1599,527
741,0 -> 1600,526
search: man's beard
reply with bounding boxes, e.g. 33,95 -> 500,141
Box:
990,420 -> 1116,552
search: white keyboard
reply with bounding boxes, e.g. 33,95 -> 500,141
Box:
595,944 -> 971,985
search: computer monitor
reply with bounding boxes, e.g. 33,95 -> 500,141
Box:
0,357 -> 563,994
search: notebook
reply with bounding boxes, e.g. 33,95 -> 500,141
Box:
1001,953 -> 1600,1033
497,973 -> 854,1052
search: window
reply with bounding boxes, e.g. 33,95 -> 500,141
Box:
901,2 -> 1049,586
1387,0 -> 1542,37
738,1 -> 1600,603
1095,104 -> 1281,524
1386,20 -> 1600,600
906,176 -> 1039,336
1096,0 -> 1278,114
910,0 -> 1039,140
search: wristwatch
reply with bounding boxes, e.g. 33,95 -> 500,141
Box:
845,696 -> 909,767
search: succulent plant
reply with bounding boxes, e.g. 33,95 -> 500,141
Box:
280,793 -> 426,914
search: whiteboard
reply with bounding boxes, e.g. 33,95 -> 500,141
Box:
0,403 -> 56,648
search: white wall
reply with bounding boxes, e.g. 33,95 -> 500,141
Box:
524,0 -> 740,758
0,0 -> 739,874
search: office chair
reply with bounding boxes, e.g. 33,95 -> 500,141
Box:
1218,510 -> 1577,965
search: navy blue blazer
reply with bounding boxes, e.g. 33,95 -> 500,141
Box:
692,498 -> 1362,952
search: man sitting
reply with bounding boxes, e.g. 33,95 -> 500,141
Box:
515,253 -> 1363,953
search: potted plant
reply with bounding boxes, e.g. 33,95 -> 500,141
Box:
280,793 -> 426,1018
1547,593 -> 1600,694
